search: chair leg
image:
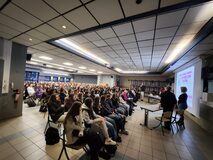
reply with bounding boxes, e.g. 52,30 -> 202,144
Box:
58,147 -> 64,160
160,123 -> 164,136
171,125 -> 174,135
44,122 -> 49,134
64,147 -> 70,160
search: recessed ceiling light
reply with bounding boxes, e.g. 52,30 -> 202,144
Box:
89,69 -> 96,72
39,56 -> 52,60
79,66 -> 87,69
63,62 -> 73,66
59,67 -> 64,70
97,71 -> 103,74
29,38 -> 32,41
62,25 -> 67,29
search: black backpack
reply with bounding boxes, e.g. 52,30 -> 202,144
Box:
105,144 -> 117,155
45,127 -> 60,145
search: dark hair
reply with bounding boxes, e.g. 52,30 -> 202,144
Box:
100,95 -> 106,105
84,97 -> 94,119
64,101 -> 82,125
93,96 -> 100,110
77,92 -> 83,103
48,93 -> 60,105
65,93 -> 75,112
106,94 -> 111,99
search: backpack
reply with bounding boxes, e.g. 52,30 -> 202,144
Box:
105,144 -> 117,155
39,105 -> 47,112
45,127 -> 60,145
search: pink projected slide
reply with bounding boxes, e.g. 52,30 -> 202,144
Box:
176,66 -> 195,108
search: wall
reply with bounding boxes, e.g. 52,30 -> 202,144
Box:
97,75 -> 116,87
0,41 -> 27,120
120,75 -> 167,88
73,75 -> 97,84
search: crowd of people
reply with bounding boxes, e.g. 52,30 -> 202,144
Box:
24,82 -> 140,160
23,82 -> 188,160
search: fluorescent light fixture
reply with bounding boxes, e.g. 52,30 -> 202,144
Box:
115,68 -> 148,74
55,38 -> 109,65
46,65 -> 53,68
59,67 -> 64,70
79,66 -> 87,69
165,37 -> 194,64
63,62 -> 73,66
115,68 -> 122,72
62,25 -> 67,29
39,56 -> 52,60
89,69 -> 96,72
27,61 -> 38,65
97,71 -> 103,74
43,71 -> 68,76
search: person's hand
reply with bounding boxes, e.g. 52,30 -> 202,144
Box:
78,130 -> 84,137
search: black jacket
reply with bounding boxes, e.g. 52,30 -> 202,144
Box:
48,102 -> 64,122
160,91 -> 177,112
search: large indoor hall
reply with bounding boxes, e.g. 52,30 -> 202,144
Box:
0,0 -> 213,160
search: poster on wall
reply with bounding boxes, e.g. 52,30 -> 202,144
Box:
25,71 -> 39,82
176,66 -> 195,108
59,77 -> 64,82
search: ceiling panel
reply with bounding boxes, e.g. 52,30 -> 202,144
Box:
0,13 -> 30,32
86,0 -> 123,24
155,26 -> 178,38
81,42 -> 97,49
111,44 -> 124,50
16,34 -> 41,44
154,37 -> 173,45
176,21 -> 206,36
70,35 -> 89,44
157,9 -> 186,28
138,40 -> 153,47
64,7 -> 98,30
136,30 -> 154,41
92,40 -> 107,47
172,34 -> 195,44
120,0 -> 158,17
2,3 -> 42,27
113,22 -> 133,36
119,34 -> 136,43
133,17 -> 155,33
13,0 -> 59,21
48,16 -> 79,34
124,42 -> 137,49
13,37 -> 33,46
160,0 -> 188,8
182,1 -> 213,24
0,23 -> 21,36
44,0 -> 81,14
36,24 -> 63,38
26,29 -> 51,41
153,45 -> 168,51
105,37 -> 120,45
83,32 -> 101,41
96,28 -> 116,39
0,31 -> 13,39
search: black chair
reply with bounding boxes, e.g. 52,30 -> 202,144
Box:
44,111 -> 62,134
58,129 -> 89,160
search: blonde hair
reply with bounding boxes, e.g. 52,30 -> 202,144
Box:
181,87 -> 187,93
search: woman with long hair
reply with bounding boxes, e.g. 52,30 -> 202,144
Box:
82,97 -> 116,145
64,101 -> 104,160
47,93 -> 65,122
64,93 -> 75,112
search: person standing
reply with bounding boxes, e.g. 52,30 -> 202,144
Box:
160,86 -> 177,130
177,87 -> 188,126
140,83 -> 146,101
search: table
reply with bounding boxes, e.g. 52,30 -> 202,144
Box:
140,104 -> 162,128
147,95 -> 161,103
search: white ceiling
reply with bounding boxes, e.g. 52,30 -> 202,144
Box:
0,0 -> 212,75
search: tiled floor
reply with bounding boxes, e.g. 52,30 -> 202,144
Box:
0,101 -> 213,160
